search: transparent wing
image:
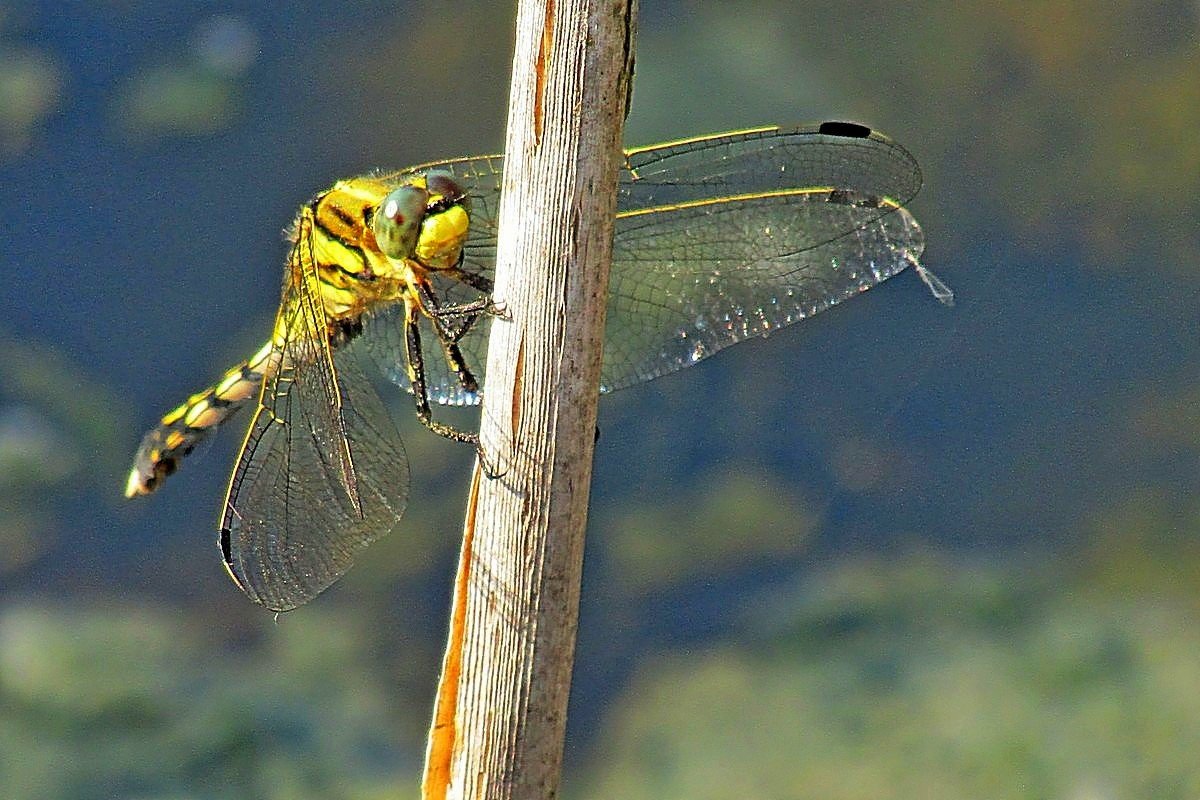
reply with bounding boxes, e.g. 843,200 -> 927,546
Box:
219,235 -> 409,612
601,194 -> 923,390
373,123 -> 925,404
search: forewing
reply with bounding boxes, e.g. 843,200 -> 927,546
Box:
282,218 -> 364,509
372,124 -> 925,404
618,124 -> 921,209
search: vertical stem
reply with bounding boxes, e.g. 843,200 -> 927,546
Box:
422,1 -> 636,799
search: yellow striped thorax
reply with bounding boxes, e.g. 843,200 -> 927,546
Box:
288,170 -> 472,324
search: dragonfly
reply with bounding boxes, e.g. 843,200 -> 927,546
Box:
126,121 -> 951,612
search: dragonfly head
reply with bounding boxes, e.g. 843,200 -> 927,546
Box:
371,171 -> 471,271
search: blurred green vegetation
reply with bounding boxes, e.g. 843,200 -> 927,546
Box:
776,0 -> 1200,273
115,64 -> 238,139
112,16 -> 257,139
0,604 -> 418,800
7,530 -> 1200,799
0,6 -> 56,154
578,544 -> 1200,800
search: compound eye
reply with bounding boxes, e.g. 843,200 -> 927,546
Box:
372,185 -> 428,258
426,170 -> 469,212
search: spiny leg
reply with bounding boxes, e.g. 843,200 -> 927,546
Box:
431,266 -> 508,341
419,284 -> 504,345
437,329 -> 505,481
410,283 -> 509,478
404,306 -> 505,478
404,302 -> 478,445
440,333 -> 480,396
414,281 -> 489,386
443,264 -> 493,295
430,298 -> 493,344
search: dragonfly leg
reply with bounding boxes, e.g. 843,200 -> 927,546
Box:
418,285 -> 483,396
438,265 -> 510,328
432,296 -> 498,318
442,313 -> 480,344
412,281 -> 469,351
430,296 -> 495,327
440,336 -> 480,396
443,264 -> 493,295
404,303 -> 479,445
414,280 -> 486,343
427,295 -> 507,341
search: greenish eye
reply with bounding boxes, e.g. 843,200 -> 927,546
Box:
372,185 -> 428,258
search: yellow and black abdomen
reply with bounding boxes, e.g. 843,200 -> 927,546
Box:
125,342 -> 278,497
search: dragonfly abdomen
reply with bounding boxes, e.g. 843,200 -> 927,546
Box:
125,341 -> 278,497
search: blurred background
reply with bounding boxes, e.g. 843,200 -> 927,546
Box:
2,1 -> 1198,797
